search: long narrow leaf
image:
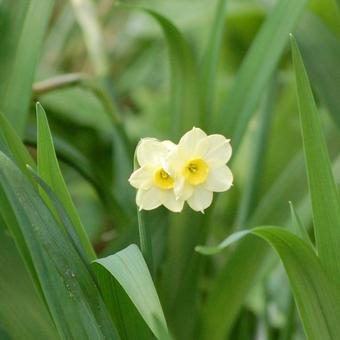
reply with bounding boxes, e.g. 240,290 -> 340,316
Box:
36,103 -> 96,261
0,224 -> 58,340
200,0 -> 228,125
296,14 -> 340,131
0,0 -> 54,135
0,113 -> 35,179
215,0 -> 307,152
291,35 -> 340,283
0,151 -> 117,339
197,227 -> 340,340
141,8 -> 200,138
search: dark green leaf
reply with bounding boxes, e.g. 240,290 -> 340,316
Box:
0,151 -> 117,339
36,103 -> 96,261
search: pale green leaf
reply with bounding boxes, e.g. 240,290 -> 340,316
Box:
94,244 -> 168,339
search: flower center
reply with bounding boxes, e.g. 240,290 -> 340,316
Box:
183,158 -> 209,185
153,168 -> 174,189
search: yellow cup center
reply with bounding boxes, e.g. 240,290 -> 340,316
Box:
183,158 -> 209,185
153,168 -> 174,189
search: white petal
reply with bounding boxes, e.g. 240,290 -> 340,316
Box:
162,140 -> 176,152
128,166 -> 153,190
204,165 -> 233,192
165,145 -> 186,175
136,187 -> 161,210
187,186 -> 213,212
178,127 -> 207,156
198,134 -> 232,167
136,138 -> 169,167
173,176 -> 194,200
160,190 -> 184,212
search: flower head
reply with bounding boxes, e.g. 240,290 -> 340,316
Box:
167,127 -> 233,212
128,138 -> 185,212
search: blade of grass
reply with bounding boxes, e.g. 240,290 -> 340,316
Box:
214,0 -> 307,152
197,227 -> 340,340
93,244 -> 168,339
0,0 -> 54,135
36,103 -> 96,261
291,35 -> 340,283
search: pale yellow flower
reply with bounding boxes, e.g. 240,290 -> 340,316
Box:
166,127 -> 233,212
128,138 -> 185,212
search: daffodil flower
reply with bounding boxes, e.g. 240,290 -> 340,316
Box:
128,138 -> 185,212
167,127 -> 233,212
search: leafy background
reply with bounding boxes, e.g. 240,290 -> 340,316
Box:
0,0 -> 340,339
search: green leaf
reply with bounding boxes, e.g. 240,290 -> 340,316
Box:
289,201 -> 312,246
93,244 -> 168,339
234,76 -> 276,227
291,35 -> 340,283
197,227 -> 340,340
199,237 -> 268,340
195,230 -> 250,255
296,14 -> 340,131
36,102 -> 96,261
215,0 -> 307,151
140,8 -> 201,138
0,151 -> 117,339
0,0 -> 54,135
28,166 -> 91,268
0,224 -> 58,340
200,0 -> 228,124
0,113 -> 35,178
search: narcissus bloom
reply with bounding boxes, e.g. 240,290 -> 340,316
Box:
128,138 -> 185,212
166,127 -> 233,212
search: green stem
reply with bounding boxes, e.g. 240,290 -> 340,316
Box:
137,209 -> 153,276
133,154 -> 154,275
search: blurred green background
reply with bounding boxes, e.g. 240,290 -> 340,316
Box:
1,0 -> 340,339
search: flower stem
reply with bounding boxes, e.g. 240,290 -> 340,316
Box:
133,154 -> 154,276
137,209 -> 154,276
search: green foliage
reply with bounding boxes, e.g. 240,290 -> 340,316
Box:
0,0 -> 54,135
215,0 -> 307,151
291,35 -> 340,283
197,227 -> 340,340
0,152 -> 117,339
94,244 -> 168,339
1,0 -> 340,339
36,103 -> 96,261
